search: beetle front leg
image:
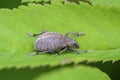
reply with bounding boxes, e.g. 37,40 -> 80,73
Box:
68,48 -> 79,54
78,50 -> 93,53
69,48 -> 93,54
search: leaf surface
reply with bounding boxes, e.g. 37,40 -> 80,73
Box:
35,65 -> 111,80
0,2 -> 120,69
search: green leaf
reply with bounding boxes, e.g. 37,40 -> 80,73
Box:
93,0 -> 120,7
0,65 -> 111,80
21,0 -> 92,5
0,3 -> 120,69
34,65 -> 111,80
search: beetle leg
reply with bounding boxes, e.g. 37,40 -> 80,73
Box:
76,32 -> 85,37
69,48 -> 93,54
26,31 -> 47,37
29,50 -> 52,56
36,50 -> 53,54
26,32 -> 39,37
29,53 -> 36,57
68,48 -> 79,54
54,53 -> 59,57
59,47 -> 68,55
55,47 -> 68,57
65,32 -> 85,38
79,50 -> 94,53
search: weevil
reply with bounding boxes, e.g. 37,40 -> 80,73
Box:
26,31 -> 91,56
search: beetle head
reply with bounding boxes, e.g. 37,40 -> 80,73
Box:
73,43 -> 79,49
66,37 -> 79,49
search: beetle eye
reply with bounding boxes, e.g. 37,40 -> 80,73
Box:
73,43 -> 79,48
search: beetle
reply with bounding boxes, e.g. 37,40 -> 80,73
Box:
26,31 -> 90,56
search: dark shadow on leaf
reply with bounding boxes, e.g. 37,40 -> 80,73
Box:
0,0 -> 92,9
0,60 -> 119,80
0,63 -> 74,80
0,0 -> 51,9
0,0 -> 22,9
78,60 -> 120,80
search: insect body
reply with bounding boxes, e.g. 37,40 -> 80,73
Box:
26,31 -> 87,56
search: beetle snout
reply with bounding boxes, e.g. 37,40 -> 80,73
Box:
73,43 -> 79,48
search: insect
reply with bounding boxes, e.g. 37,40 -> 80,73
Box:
26,31 -> 91,56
